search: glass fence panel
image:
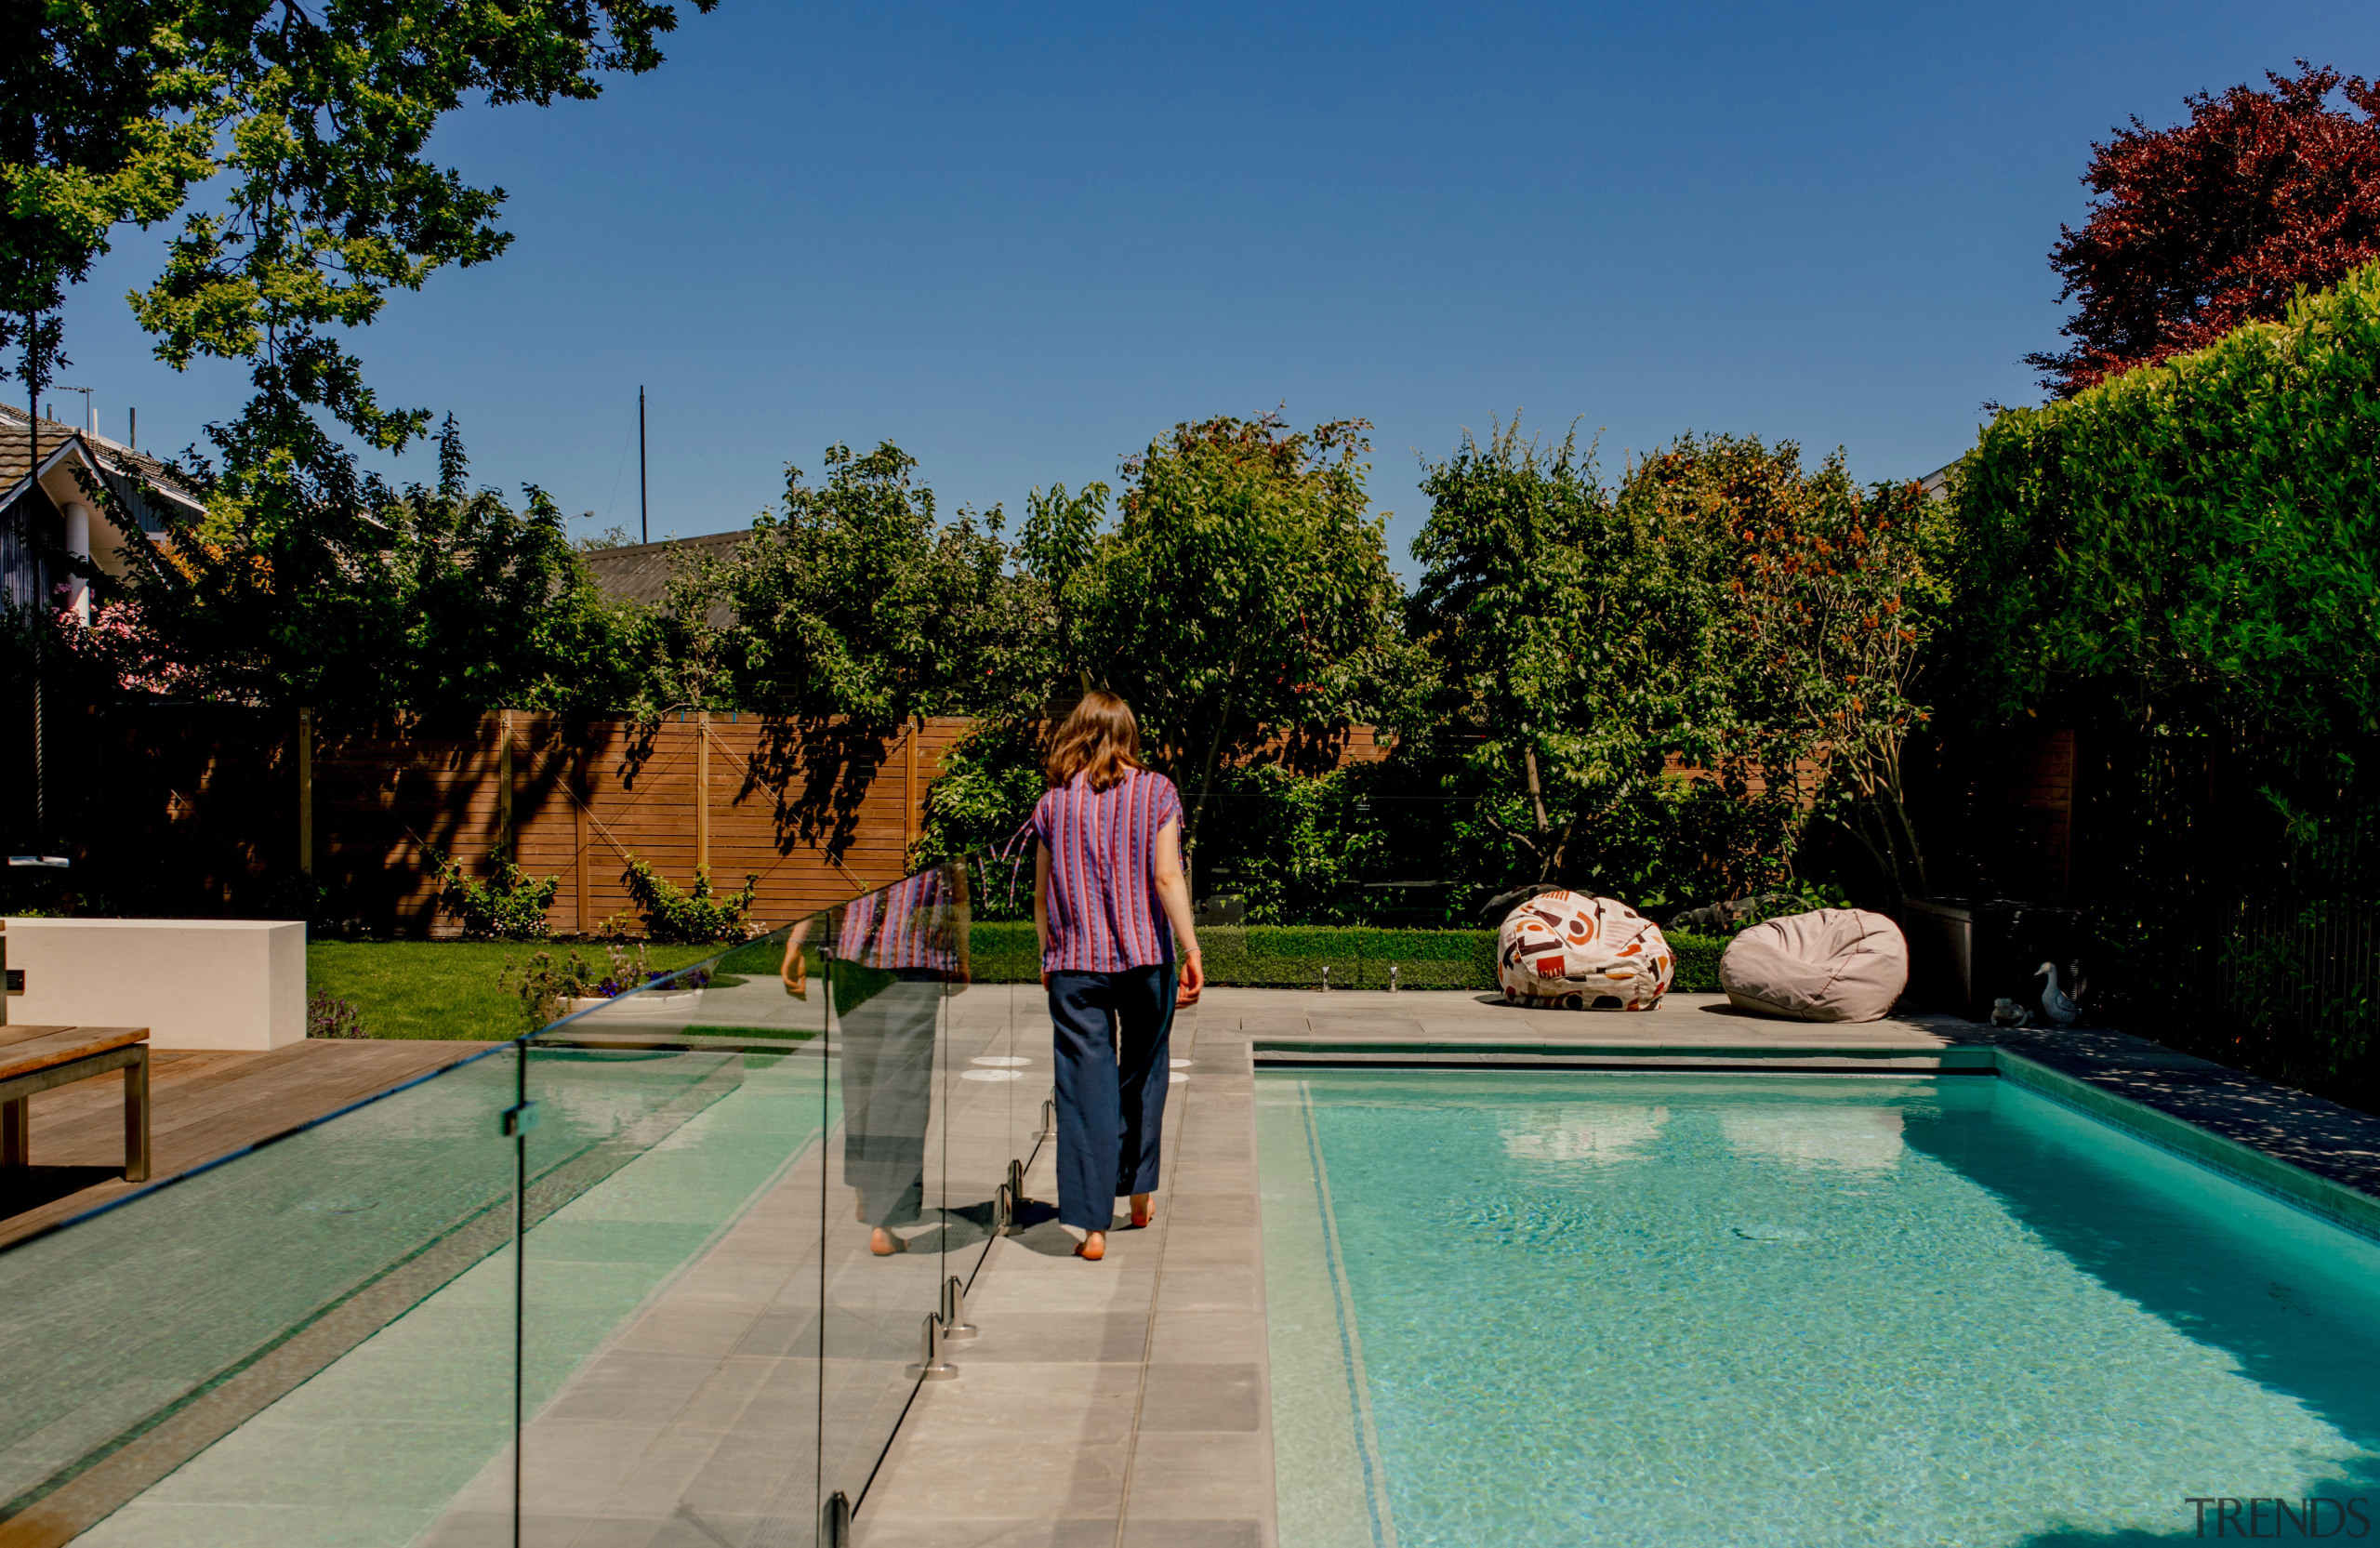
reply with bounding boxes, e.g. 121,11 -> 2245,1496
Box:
0,1043 -> 522,1548
819,866 -> 961,1521
507,918 -> 829,1546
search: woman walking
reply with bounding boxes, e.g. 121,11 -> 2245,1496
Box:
1033,691 -> 1204,1261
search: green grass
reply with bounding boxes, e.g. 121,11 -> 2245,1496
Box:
307,941 -> 723,1041
311,923 -> 1732,1040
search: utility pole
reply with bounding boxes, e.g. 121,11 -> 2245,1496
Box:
639,386 -> 649,546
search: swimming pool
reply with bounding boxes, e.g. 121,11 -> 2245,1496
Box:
1256,1070 -> 2380,1547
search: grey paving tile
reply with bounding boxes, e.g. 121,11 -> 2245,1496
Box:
1153,1266 -> 1259,1313
1121,1432 -> 1271,1519
959,1310 -> 1152,1364
1121,1520 -> 1264,1548
1161,1192 -> 1260,1226
862,1436 -> 1132,1521
857,1520 -> 1118,1548
1157,1225 -> 1261,1265
1137,1363 -> 1263,1433
733,1305 -> 822,1358
571,1517 -> 671,1548
543,1351 -> 725,1423
1147,1310 -> 1263,1364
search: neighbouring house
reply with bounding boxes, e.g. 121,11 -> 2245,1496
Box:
1,402 -> 203,618
580,529 -> 753,606
581,528 -> 751,628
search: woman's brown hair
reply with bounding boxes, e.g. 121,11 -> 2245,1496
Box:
1045,690 -> 1146,791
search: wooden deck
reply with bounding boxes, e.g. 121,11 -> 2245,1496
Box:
0,1038 -> 499,1250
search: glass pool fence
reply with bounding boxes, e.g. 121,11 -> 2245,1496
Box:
0,860 -> 1043,1548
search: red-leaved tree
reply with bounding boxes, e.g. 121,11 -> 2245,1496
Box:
2030,62 -> 2380,398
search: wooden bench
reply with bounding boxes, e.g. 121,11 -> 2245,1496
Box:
0,1025 -> 152,1183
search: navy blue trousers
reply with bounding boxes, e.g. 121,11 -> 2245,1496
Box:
1047,965 -> 1175,1230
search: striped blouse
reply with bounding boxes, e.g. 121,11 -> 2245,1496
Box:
837,866 -> 959,973
1032,769 -> 1184,973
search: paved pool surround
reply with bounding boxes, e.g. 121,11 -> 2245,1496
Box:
856,986 -> 2380,1548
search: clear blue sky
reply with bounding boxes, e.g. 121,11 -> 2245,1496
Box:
49,0 -> 2380,582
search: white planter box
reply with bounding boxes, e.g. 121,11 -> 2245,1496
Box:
5,918 -> 305,1051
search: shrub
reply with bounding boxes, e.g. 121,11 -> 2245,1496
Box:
430,845 -> 561,940
306,988 -> 371,1039
499,941 -> 695,1031
961,921 -> 1726,994
621,857 -> 761,944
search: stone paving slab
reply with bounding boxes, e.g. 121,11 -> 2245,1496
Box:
856,986 -> 2380,1548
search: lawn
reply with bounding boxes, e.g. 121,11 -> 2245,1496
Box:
308,941 -> 724,1041
311,925 -> 1727,1040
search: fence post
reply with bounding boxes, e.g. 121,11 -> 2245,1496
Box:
297,707 -> 313,876
905,721 -> 919,855
575,734 -> 593,933
695,710 -> 710,878
496,710 -> 514,857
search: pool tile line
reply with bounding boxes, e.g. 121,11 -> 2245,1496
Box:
1295,1080 -> 1396,1548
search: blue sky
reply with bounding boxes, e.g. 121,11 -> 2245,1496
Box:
49,1 -> 2380,581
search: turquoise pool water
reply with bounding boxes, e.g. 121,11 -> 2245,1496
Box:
1256,1071 -> 2380,1547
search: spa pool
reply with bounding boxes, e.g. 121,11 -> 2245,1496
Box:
1256,1071 -> 2380,1547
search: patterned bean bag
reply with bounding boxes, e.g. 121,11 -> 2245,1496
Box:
1718,908 -> 1908,1023
1497,892 -> 1675,1011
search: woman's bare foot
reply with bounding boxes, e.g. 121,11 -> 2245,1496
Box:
870,1227 -> 906,1256
1129,1194 -> 1154,1228
1076,1231 -> 1106,1261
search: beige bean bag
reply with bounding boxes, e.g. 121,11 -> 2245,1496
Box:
1718,908 -> 1908,1023
1497,891 -> 1675,1011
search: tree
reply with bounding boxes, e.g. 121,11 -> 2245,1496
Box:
108,416 -> 646,712
1049,413 -> 1410,855
2030,61 -> 2380,398
1408,420 -> 1724,891
1625,435 -> 1951,906
7,2 -> 712,450
2,7 -> 210,428
707,441 -> 1049,858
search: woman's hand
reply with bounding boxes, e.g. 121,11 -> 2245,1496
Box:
1175,949 -> 1204,1007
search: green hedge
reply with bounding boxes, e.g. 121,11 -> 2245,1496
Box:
967,921 -> 1725,994
1956,259 -> 2380,746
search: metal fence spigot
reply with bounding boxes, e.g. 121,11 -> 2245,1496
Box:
824,1491 -> 853,1548
942,1275 -> 978,1340
909,1312 -> 959,1381
1389,964 -> 1400,993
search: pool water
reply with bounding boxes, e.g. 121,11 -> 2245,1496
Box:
1255,1071 -> 2380,1547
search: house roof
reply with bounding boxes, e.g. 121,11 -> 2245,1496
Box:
0,403 -> 202,523
581,528 -> 754,607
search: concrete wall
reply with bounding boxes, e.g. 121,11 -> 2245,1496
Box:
4,919 -> 306,1050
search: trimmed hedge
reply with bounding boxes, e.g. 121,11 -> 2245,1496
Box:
967,921 -> 1725,994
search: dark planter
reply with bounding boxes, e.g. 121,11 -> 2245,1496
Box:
1903,897 -> 2084,1020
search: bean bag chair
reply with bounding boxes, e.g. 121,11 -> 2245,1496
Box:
1497,892 -> 1675,1011
1718,908 -> 1908,1023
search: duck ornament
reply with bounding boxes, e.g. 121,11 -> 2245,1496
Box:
2034,960 -> 2084,1027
